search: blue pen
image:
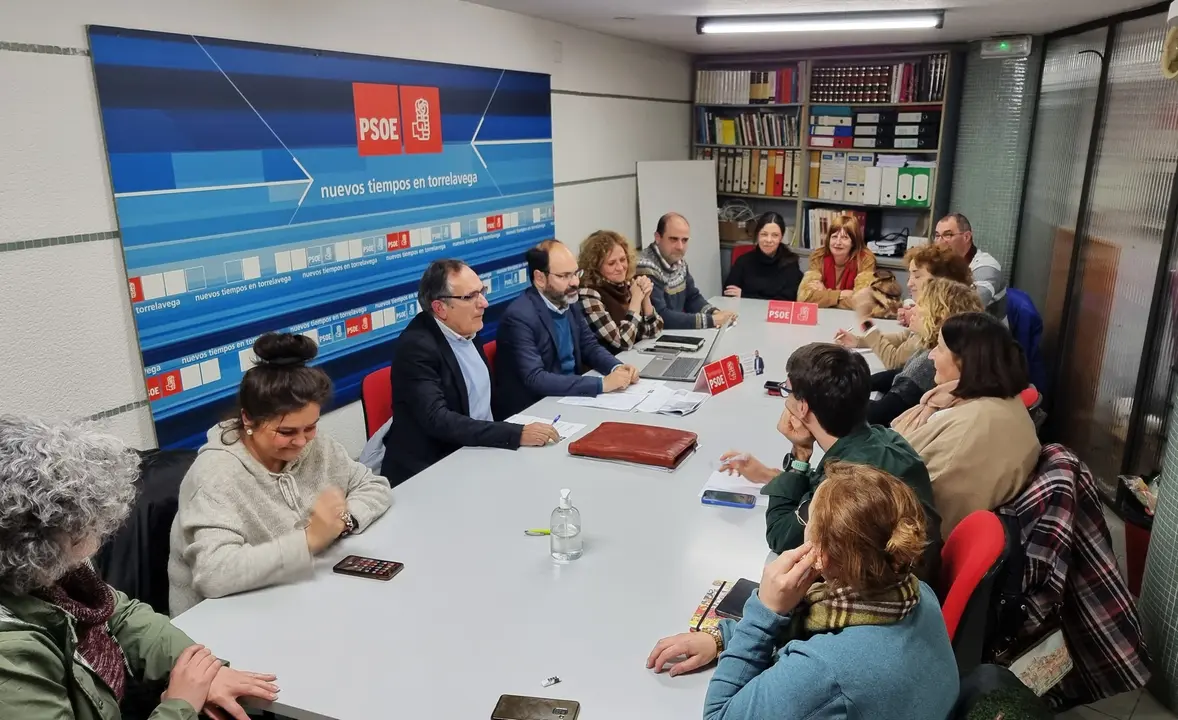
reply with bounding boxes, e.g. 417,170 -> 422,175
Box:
552,414 -> 561,425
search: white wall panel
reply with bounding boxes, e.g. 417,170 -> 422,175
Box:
0,240 -> 147,417
0,52 -> 117,241
552,94 -> 690,183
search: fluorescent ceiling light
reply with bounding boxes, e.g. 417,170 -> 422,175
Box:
697,11 -> 945,35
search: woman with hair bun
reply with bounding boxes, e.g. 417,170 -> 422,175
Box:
647,462 -> 958,720
169,333 -> 391,615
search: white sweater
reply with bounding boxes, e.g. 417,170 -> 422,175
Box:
168,423 -> 392,615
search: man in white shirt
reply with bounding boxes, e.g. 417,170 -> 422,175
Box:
934,213 -> 1007,318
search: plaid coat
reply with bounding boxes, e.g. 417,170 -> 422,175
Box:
578,288 -> 663,354
991,443 -> 1150,708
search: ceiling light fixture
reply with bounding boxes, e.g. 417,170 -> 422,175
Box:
696,10 -> 945,35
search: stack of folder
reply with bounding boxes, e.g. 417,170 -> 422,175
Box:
852,110 -> 941,151
698,147 -> 801,198
807,151 -> 935,209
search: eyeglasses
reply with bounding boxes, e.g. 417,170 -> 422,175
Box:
547,269 -> 584,281
795,498 -> 809,527
438,286 -> 490,302
933,231 -> 959,241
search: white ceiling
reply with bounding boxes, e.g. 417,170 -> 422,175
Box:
464,0 -> 1161,53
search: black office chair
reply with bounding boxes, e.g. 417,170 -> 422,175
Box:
953,664 -> 1053,719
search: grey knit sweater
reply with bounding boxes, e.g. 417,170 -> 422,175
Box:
168,423 -> 391,615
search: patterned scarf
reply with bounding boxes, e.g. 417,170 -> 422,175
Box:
822,250 -> 860,291
33,565 -> 127,700
788,573 -> 921,639
891,378 -> 965,435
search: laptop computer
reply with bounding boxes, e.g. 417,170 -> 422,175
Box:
639,322 -> 731,382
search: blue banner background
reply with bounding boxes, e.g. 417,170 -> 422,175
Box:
88,26 -> 555,448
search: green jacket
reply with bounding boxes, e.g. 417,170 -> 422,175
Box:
762,424 -> 944,583
0,587 -> 197,720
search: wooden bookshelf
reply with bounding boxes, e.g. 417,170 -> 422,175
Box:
693,48 -> 963,254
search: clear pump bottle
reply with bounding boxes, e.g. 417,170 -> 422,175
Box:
550,488 -> 583,561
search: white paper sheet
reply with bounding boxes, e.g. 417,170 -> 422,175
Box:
556,379 -> 666,412
698,470 -> 769,506
505,415 -> 587,441
635,385 -> 709,416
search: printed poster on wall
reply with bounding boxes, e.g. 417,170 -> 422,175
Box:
87,26 -> 555,448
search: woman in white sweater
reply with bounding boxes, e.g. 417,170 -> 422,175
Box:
169,333 -> 392,615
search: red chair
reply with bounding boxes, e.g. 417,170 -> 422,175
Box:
483,339 -> 497,375
939,510 -> 1007,674
360,367 -> 392,439
731,244 -> 756,263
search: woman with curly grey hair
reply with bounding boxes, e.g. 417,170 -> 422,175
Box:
0,416 -> 279,720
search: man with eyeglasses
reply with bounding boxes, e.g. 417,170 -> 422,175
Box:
934,213 -> 1006,318
382,259 -> 561,486
719,343 -> 942,586
494,240 -> 640,419
636,212 -> 738,329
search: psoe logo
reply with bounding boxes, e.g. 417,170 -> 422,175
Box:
352,83 -> 443,157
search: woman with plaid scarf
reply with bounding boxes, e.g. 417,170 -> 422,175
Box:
647,463 -> 959,720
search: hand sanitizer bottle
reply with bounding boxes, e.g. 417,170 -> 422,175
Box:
550,489 -> 583,562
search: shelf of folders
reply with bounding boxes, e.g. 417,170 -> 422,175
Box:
696,145 -> 803,200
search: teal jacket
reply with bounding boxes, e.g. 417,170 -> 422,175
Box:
705,582 -> 959,720
0,586 -> 197,720
762,424 -> 943,582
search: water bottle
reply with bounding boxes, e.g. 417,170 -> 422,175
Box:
550,488 -> 583,562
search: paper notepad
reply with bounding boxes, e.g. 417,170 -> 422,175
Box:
699,470 -> 769,506
505,415 -> 587,441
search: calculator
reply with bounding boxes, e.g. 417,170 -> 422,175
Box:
332,555 -> 404,581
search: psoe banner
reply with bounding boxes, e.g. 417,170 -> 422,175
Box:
87,26 -> 554,448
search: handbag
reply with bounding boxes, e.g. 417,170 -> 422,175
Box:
567,422 -> 698,470
866,269 -> 904,319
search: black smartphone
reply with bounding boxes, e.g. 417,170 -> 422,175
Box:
765,380 -> 783,396
491,695 -> 580,720
715,578 -> 759,620
332,555 -> 404,581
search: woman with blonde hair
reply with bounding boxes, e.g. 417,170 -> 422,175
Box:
646,462 -> 958,720
577,229 -> 663,353
836,243 -> 975,369
868,278 -> 984,426
797,215 -> 877,309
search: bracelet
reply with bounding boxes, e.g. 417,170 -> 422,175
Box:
339,513 -> 356,538
705,627 -> 724,655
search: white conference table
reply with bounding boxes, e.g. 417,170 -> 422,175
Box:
173,299 -> 891,720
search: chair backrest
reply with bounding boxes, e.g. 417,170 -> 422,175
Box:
361,366 -> 393,439
731,244 -> 755,263
483,339 -> 497,375
94,449 -> 197,616
939,510 -> 1007,674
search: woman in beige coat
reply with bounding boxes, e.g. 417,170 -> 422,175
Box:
892,312 -> 1040,538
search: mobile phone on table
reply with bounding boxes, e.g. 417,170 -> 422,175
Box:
715,578 -> 760,620
765,380 -> 783,396
701,490 -> 757,509
491,695 -> 580,720
332,555 -> 404,581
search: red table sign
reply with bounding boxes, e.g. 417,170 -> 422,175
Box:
766,300 -> 794,323
793,302 -> 819,326
698,354 -> 744,396
766,300 -> 818,325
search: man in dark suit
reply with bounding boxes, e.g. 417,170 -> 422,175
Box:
494,240 -> 640,419
382,259 -> 560,486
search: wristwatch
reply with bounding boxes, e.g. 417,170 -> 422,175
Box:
785,453 -> 810,473
859,319 -> 876,334
339,513 -> 357,538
